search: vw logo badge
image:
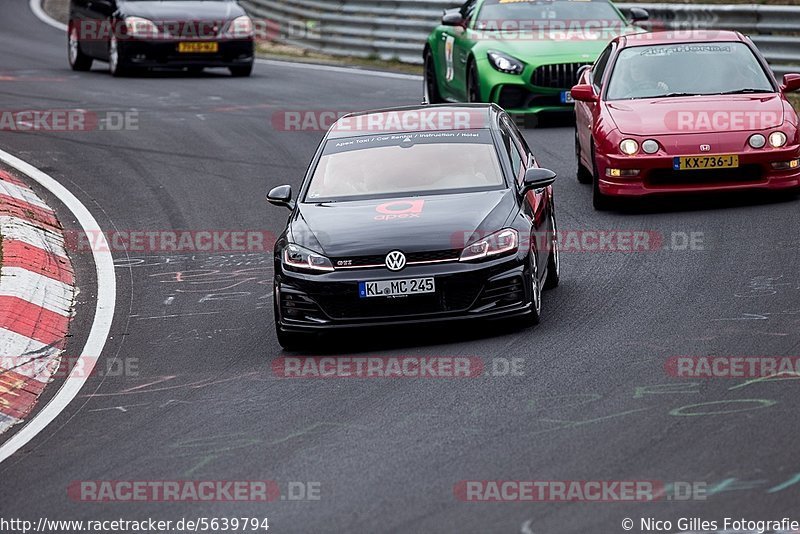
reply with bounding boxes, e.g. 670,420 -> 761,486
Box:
700,144 -> 711,152
385,250 -> 407,272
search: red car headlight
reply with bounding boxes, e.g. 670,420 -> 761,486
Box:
748,134 -> 766,149
619,139 -> 639,155
769,131 -> 787,148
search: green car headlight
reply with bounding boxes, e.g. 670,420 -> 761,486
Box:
487,50 -> 525,75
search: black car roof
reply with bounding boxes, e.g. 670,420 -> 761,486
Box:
325,103 -> 504,139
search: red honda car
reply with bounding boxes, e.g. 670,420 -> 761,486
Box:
571,30 -> 800,209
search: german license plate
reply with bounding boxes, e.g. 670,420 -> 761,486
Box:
561,91 -> 574,104
673,155 -> 739,170
178,42 -> 219,53
359,278 -> 435,298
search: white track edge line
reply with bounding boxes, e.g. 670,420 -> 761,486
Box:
256,58 -> 422,81
29,0 -> 67,31
0,149 -> 116,464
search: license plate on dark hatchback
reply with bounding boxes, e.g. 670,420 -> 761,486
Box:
359,278 -> 435,298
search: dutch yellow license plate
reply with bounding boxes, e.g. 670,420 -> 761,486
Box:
673,155 -> 739,171
178,42 -> 219,53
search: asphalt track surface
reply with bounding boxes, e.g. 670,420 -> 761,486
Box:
2,2 -> 800,532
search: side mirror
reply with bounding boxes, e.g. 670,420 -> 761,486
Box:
629,7 -> 649,23
442,9 -> 465,27
571,84 -> 598,103
781,73 -> 800,93
93,0 -> 115,13
522,168 -> 557,192
267,185 -> 295,210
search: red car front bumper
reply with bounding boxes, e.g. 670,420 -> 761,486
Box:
596,145 -> 800,197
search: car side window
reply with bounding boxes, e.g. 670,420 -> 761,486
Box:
461,0 -> 478,22
591,44 -> 614,90
500,119 -> 527,185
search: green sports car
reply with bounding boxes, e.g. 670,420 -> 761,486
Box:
424,0 -> 647,123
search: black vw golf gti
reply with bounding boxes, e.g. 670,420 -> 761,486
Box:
268,104 -> 560,348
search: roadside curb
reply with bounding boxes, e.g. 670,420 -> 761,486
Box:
0,168 -> 75,435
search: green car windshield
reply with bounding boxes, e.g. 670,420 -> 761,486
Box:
605,43 -> 774,100
475,0 -> 625,26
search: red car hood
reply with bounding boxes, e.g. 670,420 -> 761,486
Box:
606,95 -> 786,136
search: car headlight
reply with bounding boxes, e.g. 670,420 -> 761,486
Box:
769,131 -> 787,148
487,50 -> 525,75
749,134 -> 766,149
124,16 -> 159,39
642,139 -> 659,154
619,139 -> 639,155
283,244 -> 334,272
226,15 -> 254,38
460,229 -> 518,262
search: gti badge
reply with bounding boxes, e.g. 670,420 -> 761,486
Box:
385,251 -> 407,272
700,144 -> 711,152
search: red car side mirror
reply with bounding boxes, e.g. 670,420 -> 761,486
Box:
781,74 -> 800,93
571,84 -> 598,103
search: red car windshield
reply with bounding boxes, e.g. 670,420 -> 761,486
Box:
606,42 -> 774,100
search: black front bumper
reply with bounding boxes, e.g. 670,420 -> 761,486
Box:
275,255 -> 533,332
119,39 -> 254,68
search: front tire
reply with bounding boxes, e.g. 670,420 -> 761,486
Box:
591,144 -> 615,211
230,64 -> 253,77
423,49 -> 444,104
544,204 -> 560,290
109,35 -> 131,77
467,60 -> 482,103
68,25 -> 93,71
576,129 -> 592,184
523,255 -> 542,326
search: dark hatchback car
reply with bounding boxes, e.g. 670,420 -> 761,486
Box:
267,104 -> 561,349
68,0 -> 255,76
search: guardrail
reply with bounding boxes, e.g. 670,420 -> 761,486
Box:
238,0 -> 800,77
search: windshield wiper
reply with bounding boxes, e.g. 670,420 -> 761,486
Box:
649,92 -> 703,99
715,88 -> 774,95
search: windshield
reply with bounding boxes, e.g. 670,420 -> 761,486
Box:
475,0 -> 624,26
606,42 -> 774,100
305,130 -> 505,203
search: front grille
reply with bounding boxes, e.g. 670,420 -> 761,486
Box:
498,86 -> 567,110
332,249 -> 460,269
647,165 -> 763,186
531,63 -> 591,89
314,275 -> 482,320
